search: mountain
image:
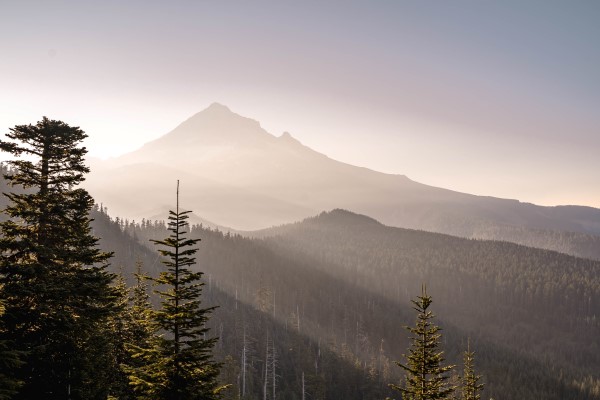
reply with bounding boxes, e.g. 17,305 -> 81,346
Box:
85,103 -> 600,259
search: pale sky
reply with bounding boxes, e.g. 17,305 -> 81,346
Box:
1,1 -> 599,208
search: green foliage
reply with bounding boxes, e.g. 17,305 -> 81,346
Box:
127,183 -> 224,399
461,341 -> 483,400
0,300 -> 23,400
0,117 -> 119,399
106,271 -> 137,399
390,286 -> 455,399
129,260 -> 155,351
113,261 -> 155,400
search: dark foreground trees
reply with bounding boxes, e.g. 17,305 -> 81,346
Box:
0,118 -> 119,399
128,181 -> 224,399
0,300 -> 22,399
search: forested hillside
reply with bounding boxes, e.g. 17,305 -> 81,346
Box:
2,163 -> 600,399
93,209 -> 400,400
118,210 -> 600,399
259,210 -> 600,372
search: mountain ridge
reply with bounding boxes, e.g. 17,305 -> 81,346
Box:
83,103 -> 600,259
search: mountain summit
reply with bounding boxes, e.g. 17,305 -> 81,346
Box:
85,104 -> 600,258
134,103 -> 273,153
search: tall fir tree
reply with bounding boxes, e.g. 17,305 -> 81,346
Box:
389,286 -> 455,400
0,117 -> 119,399
461,340 -> 483,400
128,181 -> 224,400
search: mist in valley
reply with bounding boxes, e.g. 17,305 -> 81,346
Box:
1,2 -> 600,399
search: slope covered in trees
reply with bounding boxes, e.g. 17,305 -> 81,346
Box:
2,160 -> 599,398
0,166 -> 400,399
88,210 -> 403,399
123,212 -> 600,399
258,210 -> 600,373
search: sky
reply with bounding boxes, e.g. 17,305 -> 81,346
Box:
1,0 -> 599,208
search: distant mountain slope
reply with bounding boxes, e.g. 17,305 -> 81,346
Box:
86,159 -> 313,229
256,210 -> 600,383
84,104 -> 600,259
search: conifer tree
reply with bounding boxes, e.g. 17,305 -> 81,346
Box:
461,340 -> 483,400
109,262 -> 156,400
128,181 -> 224,399
389,286 -> 455,400
0,300 -> 23,400
108,271 -> 137,399
128,260 -> 155,353
0,117 -> 118,399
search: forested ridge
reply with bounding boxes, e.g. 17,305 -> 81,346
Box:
117,209 -> 600,399
259,210 -> 600,370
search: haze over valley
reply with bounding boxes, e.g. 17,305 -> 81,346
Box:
1,2 -> 599,399
86,103 -> 600,260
